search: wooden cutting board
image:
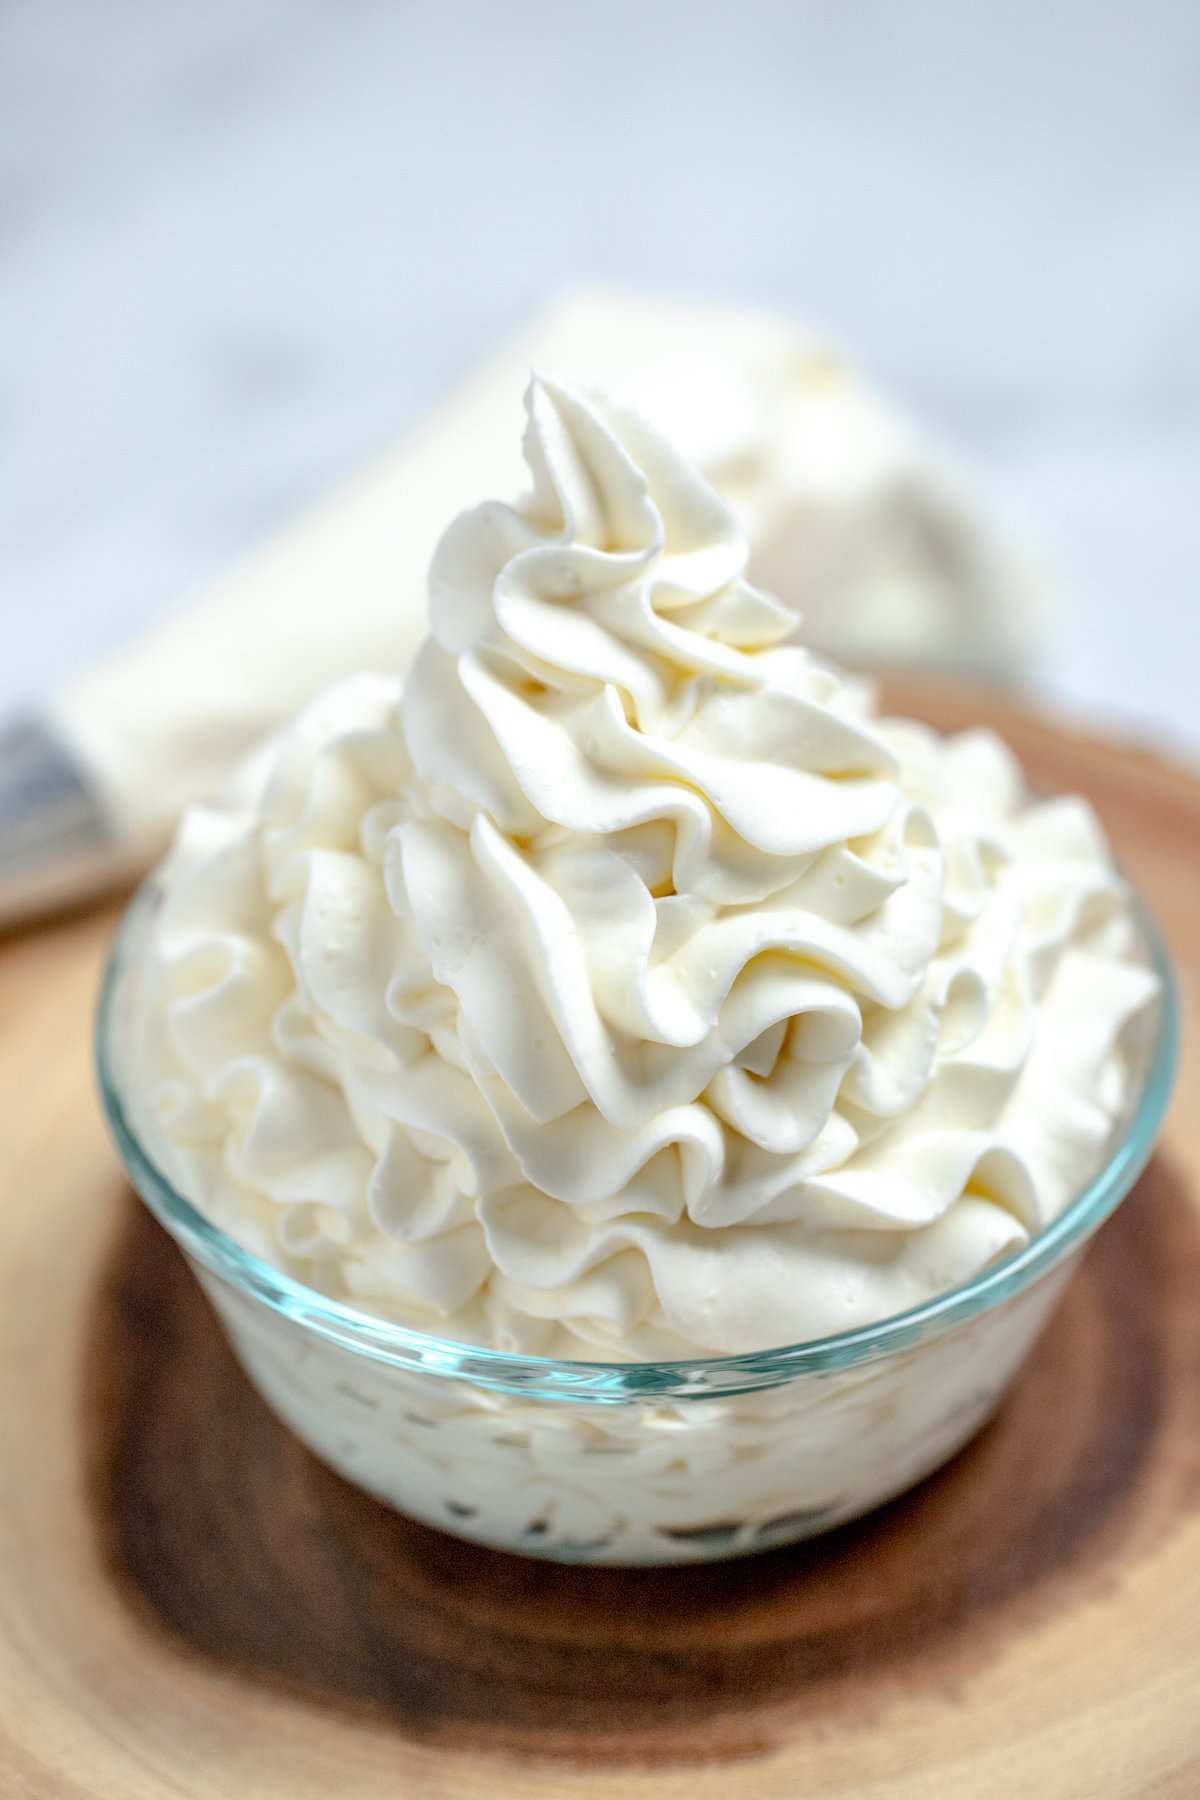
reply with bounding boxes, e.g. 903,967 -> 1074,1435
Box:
2,680 -> 1199,1800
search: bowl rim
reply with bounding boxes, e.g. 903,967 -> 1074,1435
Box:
95,874 -> 1179,1400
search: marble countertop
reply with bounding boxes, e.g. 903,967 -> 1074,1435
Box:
3,0 -> 1198,755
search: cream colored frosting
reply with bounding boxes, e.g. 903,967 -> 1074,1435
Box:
127,376 -> 1155,1358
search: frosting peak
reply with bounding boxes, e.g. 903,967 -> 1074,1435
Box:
410,377 -> 897,892
127,376 -> 1157,1358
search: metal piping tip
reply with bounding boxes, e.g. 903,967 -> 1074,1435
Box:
0,714 -> 128,929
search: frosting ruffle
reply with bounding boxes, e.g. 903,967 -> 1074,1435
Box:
127,378 -> 1157,1356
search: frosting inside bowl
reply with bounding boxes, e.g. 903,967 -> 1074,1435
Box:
126,376 -> 1158,1358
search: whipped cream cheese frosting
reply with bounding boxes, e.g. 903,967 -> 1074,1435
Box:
126,376 -> 1157,1358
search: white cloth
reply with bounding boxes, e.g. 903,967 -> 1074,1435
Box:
9,290 -> 1046,923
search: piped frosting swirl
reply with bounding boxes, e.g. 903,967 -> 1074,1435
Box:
127,377 -> 1157,1356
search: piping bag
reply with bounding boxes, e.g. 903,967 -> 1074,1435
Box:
0,288 -> 1045,928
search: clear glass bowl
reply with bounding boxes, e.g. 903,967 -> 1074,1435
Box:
96,880 -> 1178,1566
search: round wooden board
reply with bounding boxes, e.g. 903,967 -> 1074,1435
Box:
2,680 -> 1199,1800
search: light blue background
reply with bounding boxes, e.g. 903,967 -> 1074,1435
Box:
3,0 -> 1198,749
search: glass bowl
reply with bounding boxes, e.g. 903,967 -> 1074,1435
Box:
96,879 -> 1178,1566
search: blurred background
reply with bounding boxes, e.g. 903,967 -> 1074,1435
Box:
4,0 -> 1199,749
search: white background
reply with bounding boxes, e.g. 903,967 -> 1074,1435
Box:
3,0 -> 1198,754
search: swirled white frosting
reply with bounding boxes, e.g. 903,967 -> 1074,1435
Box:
126,376 -> 1157,1358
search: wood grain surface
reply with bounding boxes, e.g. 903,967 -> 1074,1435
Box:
2,680 -> 1199,1800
